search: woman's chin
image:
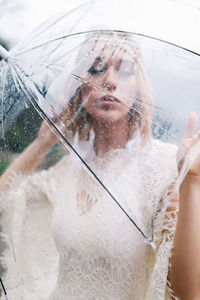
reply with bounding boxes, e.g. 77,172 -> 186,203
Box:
92,109 -> 128,124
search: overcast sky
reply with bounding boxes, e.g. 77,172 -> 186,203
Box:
0,0 -> 85,45
0,0 -> 200,52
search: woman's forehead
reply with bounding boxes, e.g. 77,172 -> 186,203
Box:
88,38 -> 137,62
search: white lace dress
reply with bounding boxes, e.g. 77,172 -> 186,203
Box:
0,139 -> 178,300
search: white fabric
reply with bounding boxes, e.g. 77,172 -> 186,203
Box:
0,139 -> 178,299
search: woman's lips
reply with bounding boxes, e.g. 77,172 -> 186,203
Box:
97,95 -> 121,109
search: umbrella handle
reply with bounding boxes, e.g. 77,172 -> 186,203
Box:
144,238 -> 156,250
0,45 -> 10,60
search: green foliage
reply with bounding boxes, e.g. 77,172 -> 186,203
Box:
0,105 -> 42,153
0,157 -> 9,175
0,103 -> 67,172
0,104 -> 43,176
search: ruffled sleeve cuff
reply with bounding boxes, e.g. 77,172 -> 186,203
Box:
0,172 -> 28,212
147,195 -> 179,300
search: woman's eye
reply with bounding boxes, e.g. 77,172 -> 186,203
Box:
88,67 -> 105,75
117,61 -> 135,77
118,68 -> 135,77
88,57 -> 106,75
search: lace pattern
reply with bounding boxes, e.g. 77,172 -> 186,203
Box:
0,140 -> 178,299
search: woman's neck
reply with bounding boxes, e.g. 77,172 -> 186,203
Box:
93,118 -> 130,157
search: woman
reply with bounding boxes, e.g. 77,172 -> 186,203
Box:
0,32 -> 200,299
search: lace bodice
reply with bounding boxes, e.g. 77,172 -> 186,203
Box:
0,139 -> 178,299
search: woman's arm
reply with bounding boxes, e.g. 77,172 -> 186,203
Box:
0,120 -> 59,192
170,155 -> 200,299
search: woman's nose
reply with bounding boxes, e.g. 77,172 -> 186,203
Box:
102,68 -> 117,91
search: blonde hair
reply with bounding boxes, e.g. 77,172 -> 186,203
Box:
65,32 -> 153,145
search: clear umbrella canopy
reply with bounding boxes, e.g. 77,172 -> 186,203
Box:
0,0 -> 200,299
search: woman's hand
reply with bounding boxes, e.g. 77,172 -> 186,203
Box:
170,112 -> 200,299
37,119 -> 60,147
37,106 -> 73,148
177,111 -> 200,180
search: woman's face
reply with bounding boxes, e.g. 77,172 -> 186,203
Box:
81,41 -> 138,124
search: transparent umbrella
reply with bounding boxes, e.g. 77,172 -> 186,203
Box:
0,0 -> 200,299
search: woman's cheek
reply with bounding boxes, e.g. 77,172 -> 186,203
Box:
81,91 -> 96,114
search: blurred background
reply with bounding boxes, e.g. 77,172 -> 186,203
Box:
0,0 -> 200,51
0,0 -> 86,48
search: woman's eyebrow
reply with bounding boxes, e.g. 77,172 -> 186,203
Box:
95,56 -> 102,61
91,56 -> 105,65
92,57 -> 134,68
117,59 -> 134,68
94,56 -> 105,62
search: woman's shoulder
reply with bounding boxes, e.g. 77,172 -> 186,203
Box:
151,138 -> 177,152
151,139 -> 178,180
150,139 -> 177,162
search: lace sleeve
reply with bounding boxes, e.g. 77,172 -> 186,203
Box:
144,140 -> 180,299
0,162 -> 63,298
0,154 -> 71,212
0,172 -> 28,212
0,166 -> 56,214
147,192 -> 179,300
0,172 -> 51,215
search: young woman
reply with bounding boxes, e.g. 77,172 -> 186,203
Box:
0,33 -> 200,300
